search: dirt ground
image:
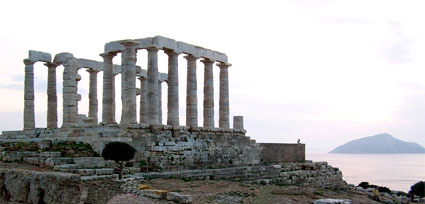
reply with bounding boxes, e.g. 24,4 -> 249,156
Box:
136,178 -> 392,204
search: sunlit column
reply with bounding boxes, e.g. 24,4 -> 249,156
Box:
147,47 -> 160,125
120,40 -> 139,125
139,76 -> 147,124
88,69 -> 99,124
23,59 -> 35,129
217,62 -> 231,129
100,52 -> 117,124
202,59 -> 214,127
45,62 -> 58,128
165,50 -> 179,126
185,55 -> 199,127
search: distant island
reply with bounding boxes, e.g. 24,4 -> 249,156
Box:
329,133 -> 425,154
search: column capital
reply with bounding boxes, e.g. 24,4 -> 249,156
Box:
86,68 -> 99,73
216,62 -> 232,68
146,46 -> 160,52
164,49 -> 181,56
99,52 -> 117,58
184,54 -> 200,61
119,40 -> 139,47
23,59 -> 35,65
44,62 -> 58,68
201,58 -> 214,65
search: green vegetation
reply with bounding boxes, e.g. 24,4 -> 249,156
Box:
101,142 -> 136,180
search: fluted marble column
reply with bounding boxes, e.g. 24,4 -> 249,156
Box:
101,52 -> 117,124
202,59 -> 214,127
185,55 -> 198,127
23,59 -> 35,129
139,77 -> 147,124
120,41 -> 139,125
45,62 -> 58,128
88,69 -> 99,124
147,47 -> 160,125
217,62 -> 231,129
165,50 -> 179,126
158,81 -> 162,124
62,58 -> 81,128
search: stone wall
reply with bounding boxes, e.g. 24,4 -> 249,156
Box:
82,177 -> 124,204
0,169 -> 83,204
260,143 -> 305,163
0,125 -> 262,171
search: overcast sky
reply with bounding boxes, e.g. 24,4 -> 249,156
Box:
0,0 -> 424,153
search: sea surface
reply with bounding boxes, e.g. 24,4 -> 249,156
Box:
307,153 -> 425,192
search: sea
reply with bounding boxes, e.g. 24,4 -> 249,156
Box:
307,153 -> 425,192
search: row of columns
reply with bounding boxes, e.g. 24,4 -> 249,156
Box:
23,43 -> 231,129
101,41 -> 231,128
23,59 -> 100,129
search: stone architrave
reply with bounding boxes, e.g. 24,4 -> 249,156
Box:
185,55 -> 199,127
165,50 -> 179,126
100,52 -> 117,124
45,62 -> 58,128
147,47 -> 160,125
87,69 -> 99,124
139,77 -> 147,124
23,59 -> 35,129
120,41 -> 139,125
202,59 -> 214,127
217,62 -> 231,129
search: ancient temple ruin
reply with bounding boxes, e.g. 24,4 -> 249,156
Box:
1,36 -> 305,170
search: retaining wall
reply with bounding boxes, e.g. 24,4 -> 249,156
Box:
260,143 -> 305,163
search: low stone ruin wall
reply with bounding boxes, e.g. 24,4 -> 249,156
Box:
0,161 -> 347,204
0,125 -> 263,171
260,143 -> 305,163
0,169 -> 83,204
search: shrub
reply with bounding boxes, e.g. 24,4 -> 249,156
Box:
101,142 -> 136,179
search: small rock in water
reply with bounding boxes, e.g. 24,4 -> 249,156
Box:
313,199 -> 352,204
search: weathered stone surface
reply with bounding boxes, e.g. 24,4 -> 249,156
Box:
185,55 -> 198,127
0,169 -> 82,204
313,199 -> 352,204
28,50 -> 52,63
73,157 -> 105,168
40,151 -> 61,158
166,192 -> 193,203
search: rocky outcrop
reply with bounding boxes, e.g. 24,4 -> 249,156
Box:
0,169 -> 83,204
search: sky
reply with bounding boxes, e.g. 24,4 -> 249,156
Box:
0,0 -> 424,153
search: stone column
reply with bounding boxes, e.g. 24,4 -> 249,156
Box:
62,58 -> 81,127
202,59 -> 214,127
185,55 -> 199,127
88,69 -> 99,124
100,52 -> 117,124
147,47 -> 160,125
120,41 -> 139,125
165,50 -> 179,126
158,81 -> 162,124
23,59 -> 35,129
139,77 -> 147,124
45,62 -> 58,128
217,62 -> 231,129
233,116 -> 244,129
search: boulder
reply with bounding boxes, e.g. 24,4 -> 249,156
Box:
166,192 -> 193,203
